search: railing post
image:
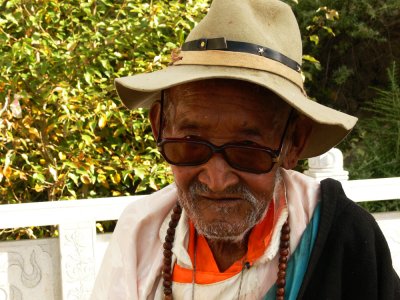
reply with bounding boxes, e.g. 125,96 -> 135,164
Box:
303,148 -> 349,181
58,221 -> 97,300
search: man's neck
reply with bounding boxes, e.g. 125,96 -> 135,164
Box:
205,233 -> 250,272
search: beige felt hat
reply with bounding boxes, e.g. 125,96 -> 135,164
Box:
115,0 -> 357,158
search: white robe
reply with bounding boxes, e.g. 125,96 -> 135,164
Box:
90,169 -> 320,300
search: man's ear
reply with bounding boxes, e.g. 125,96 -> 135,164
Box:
282,116 -> 313,169
149,101 -> 161,140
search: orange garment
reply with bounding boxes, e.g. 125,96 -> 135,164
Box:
172,200 -> 277,284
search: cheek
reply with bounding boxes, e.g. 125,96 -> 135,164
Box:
244,174 -> 276,199
237,165 -> 281,202
171,166 -> 197,189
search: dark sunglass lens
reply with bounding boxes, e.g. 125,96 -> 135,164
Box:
162,141 -> 211,165
225,147 -> 273,173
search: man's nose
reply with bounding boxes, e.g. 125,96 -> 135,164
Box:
197,154 -> 239,192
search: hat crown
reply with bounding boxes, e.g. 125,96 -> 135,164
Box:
114,0 -> 357,158
186,0 -> 302,64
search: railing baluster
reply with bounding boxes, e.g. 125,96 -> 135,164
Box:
59,221 -> 97,300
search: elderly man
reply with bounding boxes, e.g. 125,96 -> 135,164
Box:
91,0 -> 400,299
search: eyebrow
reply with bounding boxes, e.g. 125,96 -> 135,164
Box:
174,118 -> 202,131
176,119 -> 267,139
239,127 -> 263,138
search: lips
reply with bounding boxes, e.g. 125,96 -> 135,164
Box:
198,195 -> 244,203
197,196 -> 242,213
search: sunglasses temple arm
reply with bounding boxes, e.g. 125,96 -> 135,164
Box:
277,108 -> 295,155
157,91 -> 165,145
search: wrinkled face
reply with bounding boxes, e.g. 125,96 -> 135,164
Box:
161,80 -> 292,241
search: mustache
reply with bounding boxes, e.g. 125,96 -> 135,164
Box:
188,180 -> 258,204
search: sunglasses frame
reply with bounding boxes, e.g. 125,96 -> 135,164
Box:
158,137 -> 281,173
156,91 -> 294,174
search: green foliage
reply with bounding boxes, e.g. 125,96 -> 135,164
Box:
358,199 -> 400,214
0,225 -> 56,241
0,0 -> 211,202
285,0 -> 400,113
346,63 -> 400,179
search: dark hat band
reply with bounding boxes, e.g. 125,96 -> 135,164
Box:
182,37 -> 301,73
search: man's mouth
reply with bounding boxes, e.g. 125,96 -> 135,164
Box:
199,195 -> 243,202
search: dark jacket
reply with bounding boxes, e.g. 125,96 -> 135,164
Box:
297,179 -> 400,299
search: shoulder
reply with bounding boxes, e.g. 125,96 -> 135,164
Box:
319,179 -> 396,280
112,183 -> 178,250
299,178 -> 400,300
105,183 -> 178,252
117,183 -> 178,229
91,184 -> 178,299
319,178 -> 380,237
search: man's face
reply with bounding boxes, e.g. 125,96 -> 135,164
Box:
161,80 -> 291,241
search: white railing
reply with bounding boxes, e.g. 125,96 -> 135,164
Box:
0,196 -> 141,300
0,148 -> 399,300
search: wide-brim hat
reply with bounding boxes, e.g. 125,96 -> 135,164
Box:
115,0 -> 357,159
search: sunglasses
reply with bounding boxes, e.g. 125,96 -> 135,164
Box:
156,94 -> 293,174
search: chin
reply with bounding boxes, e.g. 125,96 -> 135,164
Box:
194,220 -> 253,242
177,179 -> 271,241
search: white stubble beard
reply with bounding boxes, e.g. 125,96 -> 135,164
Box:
177,169 -> 283,242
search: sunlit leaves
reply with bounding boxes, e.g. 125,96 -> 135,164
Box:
316,7 -> 339,21
98,114 -> 107,129
0,0 -> 208,202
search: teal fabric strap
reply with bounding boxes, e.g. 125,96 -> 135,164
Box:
263,202 -> 321,300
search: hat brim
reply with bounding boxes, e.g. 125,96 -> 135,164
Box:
115,65 -> 357,159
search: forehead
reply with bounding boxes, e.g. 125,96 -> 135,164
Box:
166,79 -> 289,123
